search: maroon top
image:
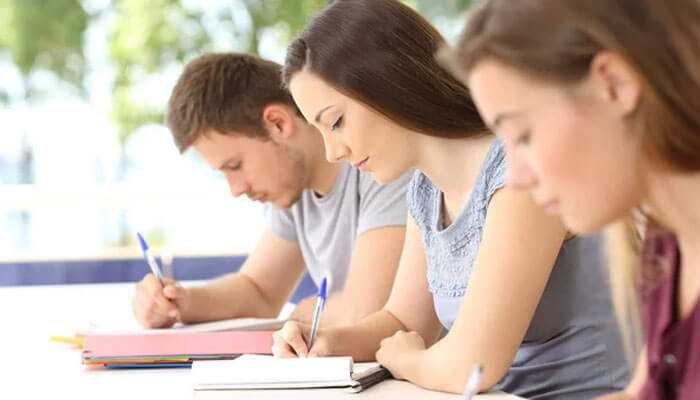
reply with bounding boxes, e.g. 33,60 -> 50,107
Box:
639,227 -> 700,399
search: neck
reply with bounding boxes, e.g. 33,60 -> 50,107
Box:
301,123 -> 343,195
645,168 -> 700,260
410,132 -> 493,197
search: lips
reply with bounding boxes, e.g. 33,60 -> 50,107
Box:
249,193 -> 267,202
353,157 -> 370,171
540,199 -> 560,213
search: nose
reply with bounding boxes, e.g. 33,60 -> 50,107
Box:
504,152 -> 537,190
225,173 -> 250,198
322,134 -> 349,163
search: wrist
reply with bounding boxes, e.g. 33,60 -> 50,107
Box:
399,348 -> 428,383
177,286 -> 198,323
321,326 -> 344,356
289,298 -> 314,323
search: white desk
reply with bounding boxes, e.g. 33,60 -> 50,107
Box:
0,283 -> 524,400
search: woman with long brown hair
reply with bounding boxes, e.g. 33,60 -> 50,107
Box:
450,1 -> 700,398
270,0 -> 628,398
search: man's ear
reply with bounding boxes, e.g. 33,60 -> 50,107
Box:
588,51 -> 643,117
262,104 -> 296,142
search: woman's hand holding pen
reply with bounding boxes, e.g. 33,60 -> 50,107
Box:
132,273 -> 191,328
272,321 -> 336,358
375,331 -> 427,380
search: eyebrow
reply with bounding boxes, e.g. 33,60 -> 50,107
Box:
491,111 -> 523,130
314,105 -> 335,124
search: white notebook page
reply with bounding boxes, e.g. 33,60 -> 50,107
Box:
193,355 -> 355,387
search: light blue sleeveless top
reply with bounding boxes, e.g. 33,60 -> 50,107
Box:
407,139 -> 629,400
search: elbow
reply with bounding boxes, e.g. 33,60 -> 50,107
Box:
442,371 -> 505,395
477,359 -> 510,393
478,368 -> 508,393
435,357 -> 511,395
257,304 -> 281,318
240,273 -> 283,318
251,293 -> 283,318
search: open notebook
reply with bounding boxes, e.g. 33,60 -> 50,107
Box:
192,355 -> 392,392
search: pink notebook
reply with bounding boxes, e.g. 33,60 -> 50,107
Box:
82,331 -> 274,358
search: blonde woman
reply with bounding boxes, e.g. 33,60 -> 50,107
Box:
452,1 -> 700,398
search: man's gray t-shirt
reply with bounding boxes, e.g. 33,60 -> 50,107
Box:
268,162 -> 410,293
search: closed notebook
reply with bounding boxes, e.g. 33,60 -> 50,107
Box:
192,355 -> 391,392
82,331 -> 273,367
81,317 -> 284,336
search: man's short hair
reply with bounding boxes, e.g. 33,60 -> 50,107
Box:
166,52 -> 298,153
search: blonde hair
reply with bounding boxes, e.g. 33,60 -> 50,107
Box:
450,0 -> 700,366
604,218 -> 644,365
453,0 -> 700,172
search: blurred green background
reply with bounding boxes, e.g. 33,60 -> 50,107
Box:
0,0 -> 472,264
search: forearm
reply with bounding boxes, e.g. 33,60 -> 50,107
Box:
288,297 -> 316,324
408,333 -> 511,394
181,272 -> 280,323
594,393 -> 635,400
328,309 -> 406,361
289,294 -> 367,326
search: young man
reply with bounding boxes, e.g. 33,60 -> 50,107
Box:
132,53 -> 409,328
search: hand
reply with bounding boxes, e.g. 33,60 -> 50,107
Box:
376,331 -> 426,380
594,393 -> 635,400
272,321 -> 335,358
132,273 -> 190,328
287,297 -> 316,324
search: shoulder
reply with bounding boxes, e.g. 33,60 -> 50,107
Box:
477,138 -> 507,207
407,170 -> 437,225
483,138 -> 507,187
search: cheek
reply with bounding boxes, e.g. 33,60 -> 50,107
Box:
533,134 -> 580,186
536,113 -> 640,231
346,109 -> 390,152
531,108 -> 591,184
346,120 -> 374,152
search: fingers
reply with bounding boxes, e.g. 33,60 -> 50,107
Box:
132,273 -> 179,328
162,281 -> 186,301
133,294 -> 175,327
272,322 -> 309,358
307,335 -> 331,357
160,279 -> 189,321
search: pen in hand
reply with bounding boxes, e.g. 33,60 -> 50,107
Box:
307,277 -> 328,351
137,232 -> 165,285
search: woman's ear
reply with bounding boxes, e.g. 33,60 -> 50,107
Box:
262,104 -> 297,142
589,51 -> 643,117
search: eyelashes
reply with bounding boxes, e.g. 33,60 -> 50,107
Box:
330,115 -> 344,132
515,130 -> 531,146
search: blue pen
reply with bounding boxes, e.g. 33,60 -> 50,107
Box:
307,277 -> 328,350
137,232 -> 164,285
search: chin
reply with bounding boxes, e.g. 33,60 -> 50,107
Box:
371,168 -> 406,185
561,212 -> 610,235
273,192 -> 302,209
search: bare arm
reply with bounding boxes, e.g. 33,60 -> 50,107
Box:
289,226 -> 406,325
179,228 -> 306,323
397,188 -> 567,393
333,217 -> 441,360
272,216 -> 441,361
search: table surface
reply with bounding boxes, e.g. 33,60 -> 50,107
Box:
0,283 -> 524,400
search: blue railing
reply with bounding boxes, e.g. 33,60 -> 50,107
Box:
0,255 -> 317,304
